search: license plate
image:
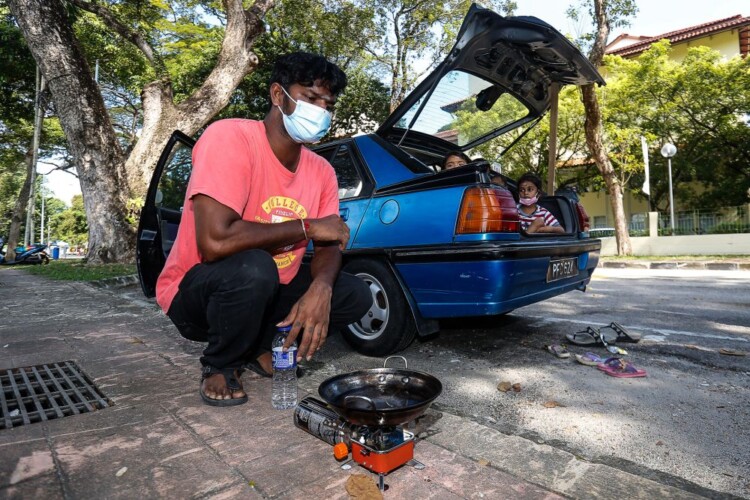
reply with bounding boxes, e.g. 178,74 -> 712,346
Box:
547,257 -> 579,282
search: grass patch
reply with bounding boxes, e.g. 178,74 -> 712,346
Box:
15,260 -> 137,281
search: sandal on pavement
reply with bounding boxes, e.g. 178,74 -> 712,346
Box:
602,322 -> 641,343
596,358 -> 647,378
243,352 -> 303,378
200,366 -> 248,407
546,344 -> 570,359
566,326 -> 616,346
575,352 -> 605,366
243,356 -> 272,378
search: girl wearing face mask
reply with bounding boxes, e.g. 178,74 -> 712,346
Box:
516,172 -> 564,234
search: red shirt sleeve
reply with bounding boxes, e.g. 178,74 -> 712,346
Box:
189,120 -> 252,216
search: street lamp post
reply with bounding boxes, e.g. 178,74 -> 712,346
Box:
661,143 -> 677,234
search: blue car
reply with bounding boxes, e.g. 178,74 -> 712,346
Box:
137,4 -> 604,356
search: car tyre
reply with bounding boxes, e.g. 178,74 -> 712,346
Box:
342,259 -> 417,357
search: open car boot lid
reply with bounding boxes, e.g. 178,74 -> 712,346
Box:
376,3 -> 605,157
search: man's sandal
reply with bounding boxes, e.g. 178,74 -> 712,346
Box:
565,326 -> 616,346
243,352 -> 303,379
243,357 -> 272,378
200,366 -> 248,407
602,322 -> 641,343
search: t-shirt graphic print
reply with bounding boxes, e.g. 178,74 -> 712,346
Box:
259,195 -> 308,269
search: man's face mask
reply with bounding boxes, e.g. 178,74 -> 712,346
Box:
278,86 -> 332,143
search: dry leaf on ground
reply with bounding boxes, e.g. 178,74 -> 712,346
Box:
719,348 -> 747,356
497,381 -> 512,392
543,400 -> 565,408
512,383 -> 521,392
477,458 -> 491,466
346,474 -> 383,500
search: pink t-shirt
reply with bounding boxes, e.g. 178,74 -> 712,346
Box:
155,119 -> 339,312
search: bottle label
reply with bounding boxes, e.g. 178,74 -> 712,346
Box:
272,346 -> 297,370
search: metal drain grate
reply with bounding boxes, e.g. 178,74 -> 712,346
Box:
0,361 -> 111,430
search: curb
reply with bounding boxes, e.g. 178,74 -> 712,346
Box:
599,261 -> 747,271
87,274 -> 140,289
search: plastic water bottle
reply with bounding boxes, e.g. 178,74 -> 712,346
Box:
271,325 -> 298,410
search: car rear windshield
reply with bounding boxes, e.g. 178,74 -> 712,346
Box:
396,70 -> 530,147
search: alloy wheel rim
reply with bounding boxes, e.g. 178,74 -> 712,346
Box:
349,272 -> 389,340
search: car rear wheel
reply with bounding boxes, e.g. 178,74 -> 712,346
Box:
342,259 -> 417,357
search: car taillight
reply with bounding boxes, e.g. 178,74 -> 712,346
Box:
575,202 -> 590,232
456,187 -> 519,234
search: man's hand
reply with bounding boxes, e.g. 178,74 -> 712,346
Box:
309,214 -> 349,249
277,280 -> 333,361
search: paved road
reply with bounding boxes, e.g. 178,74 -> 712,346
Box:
314,267 -> 750,497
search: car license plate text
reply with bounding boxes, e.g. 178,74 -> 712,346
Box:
547,257 -> 579,282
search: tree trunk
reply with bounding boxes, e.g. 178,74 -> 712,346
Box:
8,0 -> 273,263
581,0 -> 632,255
5,150 -> 34,263
8,0 -> 133,263
581,85 -> 632,254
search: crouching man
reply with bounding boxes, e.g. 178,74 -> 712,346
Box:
156,52 -> 372,406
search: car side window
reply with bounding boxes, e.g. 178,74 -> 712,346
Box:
331,144 -> 363,200
156,142 -> 192,212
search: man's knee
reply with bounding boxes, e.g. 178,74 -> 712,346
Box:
220,249 -> 279,292
351,274 -> 374,316
332,272 -> 373,325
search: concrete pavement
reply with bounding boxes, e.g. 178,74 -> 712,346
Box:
0,268 -> 722,499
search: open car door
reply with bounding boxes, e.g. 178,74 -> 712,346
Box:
136,131 -> 194,297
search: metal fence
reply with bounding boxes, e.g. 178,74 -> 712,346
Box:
628,205 -> 750,236
592,206 -> 750,236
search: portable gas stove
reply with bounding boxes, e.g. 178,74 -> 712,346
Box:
294,396 -> 425,491
294,357 -> 442,491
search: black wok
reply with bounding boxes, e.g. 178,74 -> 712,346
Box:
318,357 -> 442,426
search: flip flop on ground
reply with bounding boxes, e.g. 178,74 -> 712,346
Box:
546,343 -> 570,358
566,326 -> 616,346
596,358 -> 647,378
200,366 -> 248,407
575,352 -> 605,366
602,322 -> 641,343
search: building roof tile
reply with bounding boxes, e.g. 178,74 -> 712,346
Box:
605,15 -> 750,58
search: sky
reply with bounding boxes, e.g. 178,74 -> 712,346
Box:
513,0 -> 749,40
41,167 -> 80,206
41,0 -> 749,204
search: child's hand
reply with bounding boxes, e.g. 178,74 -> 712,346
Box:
527,217 -> 544,233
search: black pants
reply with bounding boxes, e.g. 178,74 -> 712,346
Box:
166,249 -> 372,370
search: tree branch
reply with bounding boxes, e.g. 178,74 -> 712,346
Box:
67,0 -> 158,67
